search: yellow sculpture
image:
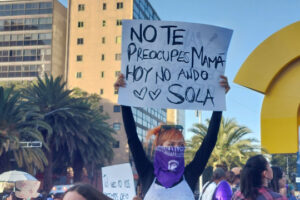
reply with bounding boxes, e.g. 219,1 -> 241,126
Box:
234,21 -> 300,154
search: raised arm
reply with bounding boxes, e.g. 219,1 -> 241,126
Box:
121,105 -> 152,176
185,111 -> 222,191
185,75 -> 229,191
115,74 -> 154,194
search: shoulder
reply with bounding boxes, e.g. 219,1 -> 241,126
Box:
260,187 -> 288,200
217,180 -> 231,190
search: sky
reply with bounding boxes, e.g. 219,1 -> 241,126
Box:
58,0 -> 300,141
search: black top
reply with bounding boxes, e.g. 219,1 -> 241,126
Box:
121,106 -> 222,196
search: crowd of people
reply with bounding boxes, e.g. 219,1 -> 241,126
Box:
2,71 -> 298,200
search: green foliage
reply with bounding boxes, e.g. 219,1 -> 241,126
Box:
22,74 -> 116,168
0,86 -> 51,173
0,74 -> 116,178
185,116 -> 260,170
271,153 -> 297,181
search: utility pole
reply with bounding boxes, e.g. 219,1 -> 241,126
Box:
196,110 -> 203,194
287,154 -> 289,179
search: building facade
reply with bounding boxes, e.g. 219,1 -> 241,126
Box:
167,109 -> 186,136
0,0 -> 67,81
67,0 -> 184,165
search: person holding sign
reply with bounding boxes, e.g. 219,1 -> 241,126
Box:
114,74 -> 230,200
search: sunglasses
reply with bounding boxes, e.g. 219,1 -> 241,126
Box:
160,125 -> 184,132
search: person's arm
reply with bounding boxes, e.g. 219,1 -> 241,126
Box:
185,111 -> 222,191
121,106 -> 154,193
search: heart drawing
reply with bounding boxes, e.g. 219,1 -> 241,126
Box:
149,89 -> 162,101
133,87 -> 148,100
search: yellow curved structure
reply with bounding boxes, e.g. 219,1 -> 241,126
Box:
234,21 -> 300,154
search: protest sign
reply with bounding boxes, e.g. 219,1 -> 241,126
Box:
102,163 -> 136,200
118,20 -> 233,111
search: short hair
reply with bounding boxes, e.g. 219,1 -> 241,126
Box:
64,183 -> 112,200
212,167 -> 226,181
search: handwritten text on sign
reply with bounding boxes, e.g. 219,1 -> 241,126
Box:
118,20 -> 233,110
102,163 -> 136,200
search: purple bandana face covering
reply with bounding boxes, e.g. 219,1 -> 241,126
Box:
153,146 -> 185,188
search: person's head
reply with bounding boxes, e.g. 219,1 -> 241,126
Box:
212,167 -> 226,183
240,155 -> 273,200
269,166 -> 286,193
225,170 -> 236,185
231,167 -> 242,185
63,183 -> 112,200
147,124 -> 184,148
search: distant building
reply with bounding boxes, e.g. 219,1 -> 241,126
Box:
0,0 -> 67,81
167,109 -> 186,136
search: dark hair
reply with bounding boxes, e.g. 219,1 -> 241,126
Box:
64,183 -> 112,200
240,155 -> 268,200
225,171 -> 235,185
212,167 -> 225,181
269,166 -> 283,193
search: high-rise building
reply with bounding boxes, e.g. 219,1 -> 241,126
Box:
0,0 -> 67,81
67,0 -> 184,165
167,109 -> 186,136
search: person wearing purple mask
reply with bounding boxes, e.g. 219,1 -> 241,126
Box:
114,74 -> 230,200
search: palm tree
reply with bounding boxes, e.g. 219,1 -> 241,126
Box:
22,75 -> 115,191
69,87 -> 116,181
185,117 -> 260,169
0,86 -> 51,173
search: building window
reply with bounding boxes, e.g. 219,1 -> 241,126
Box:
101,71 -> 104,78
78,21 -> 84,28
116,36 -> 122,44
103,3 -> 106,10
77,38 -> 84,45
114,89 -> 118,94
78,4 -> 85,11
113,123 -> 121,130
100,89 -> 104,94
76,55 -> 83,61
113,141 -> 120,148
115,53 -> 121,60
102,37 -> 105,44
101,54 -> 105,61
116,19 -> 122,26
115,71 -> 120,77
102,20 -> 106,27
113,105 -> 121,112
116,2 -> 123,9
76,72 -> 82,78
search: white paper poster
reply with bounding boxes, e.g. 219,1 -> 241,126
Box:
102,163 -> 136,200
118,20 -> 233,111
16,180 -> 40,199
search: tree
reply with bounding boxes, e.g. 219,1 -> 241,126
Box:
22,75 -> 115,191
271,153 -> 297,181
185,117 -> 260,170
69,87 -> 116,181
0,86 -> 51,173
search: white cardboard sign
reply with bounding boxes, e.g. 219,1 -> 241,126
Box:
102,163 -> 136,200
118,20 -> 233,111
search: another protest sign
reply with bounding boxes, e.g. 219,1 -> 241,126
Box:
118,20 -> 233,111
102,163 -> 136,200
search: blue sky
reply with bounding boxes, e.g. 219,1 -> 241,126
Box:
59,0 -> 300,141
